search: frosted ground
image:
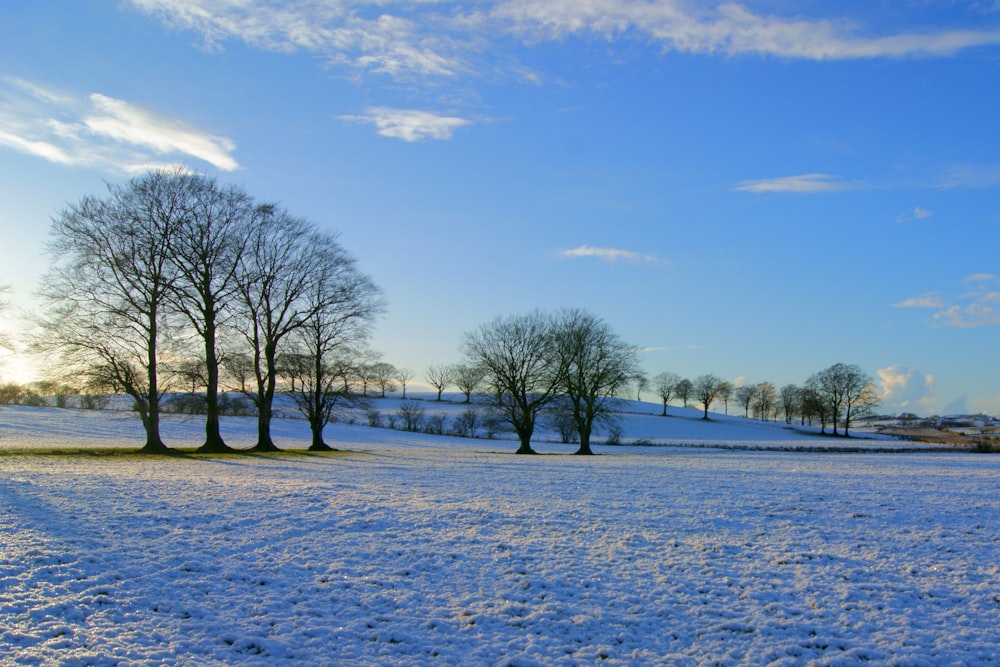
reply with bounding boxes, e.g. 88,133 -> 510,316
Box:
1,398 -> 998,665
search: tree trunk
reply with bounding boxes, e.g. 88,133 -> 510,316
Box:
198,304 -> 233,452
573,406 -> 594,455
140,413 -> 169,453
249,388 -> 279,451
515,426 -> 536,454
250,347 -> 281,451
308,420 -> 334,451
198,320 -> 234,453
250,402 -> 280,451
141,317 -> 168,453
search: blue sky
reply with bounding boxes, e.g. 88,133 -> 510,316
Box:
2,1 -> 999,415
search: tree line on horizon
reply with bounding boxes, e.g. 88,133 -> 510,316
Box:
8,170 -> 880,455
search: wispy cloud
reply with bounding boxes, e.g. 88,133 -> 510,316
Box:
896,206 -> 935,222
490,1 -> 1000,60
935,163 -> 1000,189
339,107 -> 472,142
962,272 -> 998,285
126,2 -> 1000,80
0,76 -> 238,172
734,173 -> 856,194
637,344 -> 704,353
557,244 -> 659,264
895,274 -> 1000,327
85,94 -> 238,170
123,2 -> 1000,143
128,0 -> 469,79
893,293 -> 944,309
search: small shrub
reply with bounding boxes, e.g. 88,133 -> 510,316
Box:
397,401 -> 425,432
424,414 -> 447,435
79,394 -> 110,410
219,394 -> 254,416
164,393 -> 207,415
451,408 -> 480,438
20,391 -> 48,407
972,437 -> 998,453
366,409 -> 383,428
0,382 -> 23,405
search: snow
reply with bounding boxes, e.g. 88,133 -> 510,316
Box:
2,401 -> 998,665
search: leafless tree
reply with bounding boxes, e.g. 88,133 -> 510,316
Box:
779,384 -> 801,424
284,245 -> 383,450
395,366 -> 413,399
36,171 -> 187,452
653,371 -> 681,416
717,380 -> 734,415
735,383 -> 756,418
551,308 -> 638,454
166,174 -> 259,453
369,361 -> 397,398
676,378 -> 694,408
846,382 -> 881,436
397,400 -> 426,432
452,363 -> 487,403
801,379 -> 831,433
350,348 -> 384,397
425,363 -> 454,401
693,374 -> 723,420
462,310 -> 563,454
451,407 -> 480,437
752,381 -> 778,421
235,210 -> 353,451
221,350 -> 254,393
173,357 -> 209,394
811,362 -> 879,436
634,371 -> 649,402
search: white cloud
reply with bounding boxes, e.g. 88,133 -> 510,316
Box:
935,163 -> 1000,189
557,245 -> 659,263
0,129 -> 74,165
893,293 -> 943,309
126,1 -> 1000,89
128,0 -> 468,79
0,77 -> 239,173
878,365 -> 936,412
896,207 -> 935,222
896,274 -> 1000,328
490,0 -> 1000,59
85,94 -> 238,171
963,272 -> 998,285
734,173 -> 855,193
339,107 -> 472,141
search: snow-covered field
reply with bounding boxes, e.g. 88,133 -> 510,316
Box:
2,401 -> 998,665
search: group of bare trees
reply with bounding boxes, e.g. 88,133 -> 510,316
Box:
35,170 -> 383,453
650,363 -> 879,437
462,309 -> 640,455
